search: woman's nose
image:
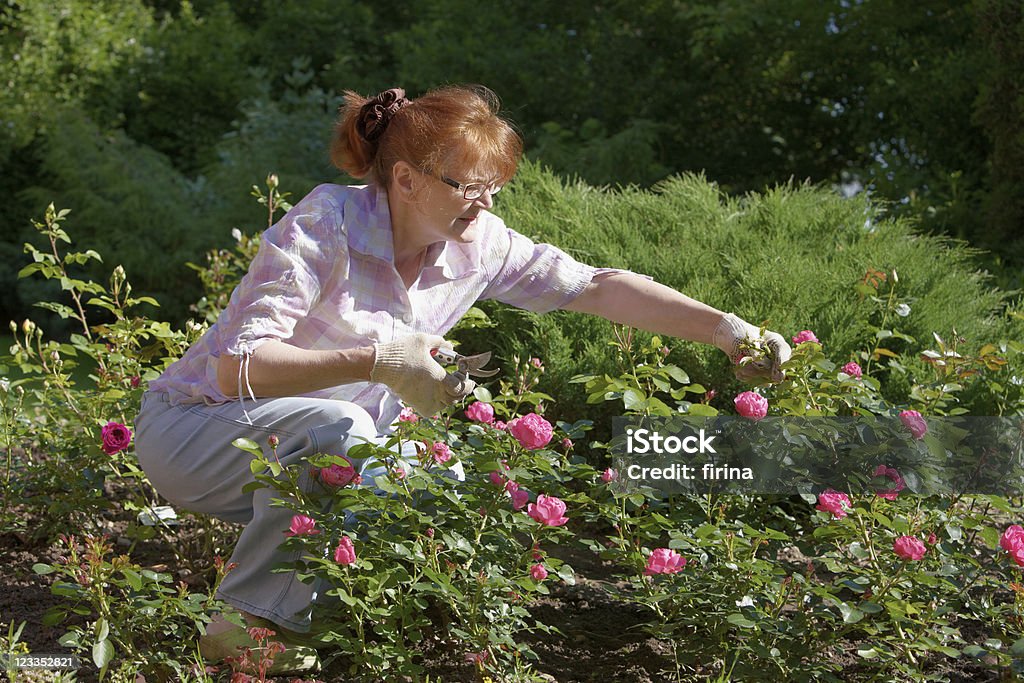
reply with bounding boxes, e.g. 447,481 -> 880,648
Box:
474,189 -> 494,209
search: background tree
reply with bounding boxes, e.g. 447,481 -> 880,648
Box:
1,0 -> 1019,332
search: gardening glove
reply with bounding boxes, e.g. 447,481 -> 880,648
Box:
370,333 -> 476,417
712,313 -> 792,383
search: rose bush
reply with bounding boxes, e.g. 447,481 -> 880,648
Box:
7,194 -> 1024,682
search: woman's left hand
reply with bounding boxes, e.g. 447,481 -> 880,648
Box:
712,313 -> 792,383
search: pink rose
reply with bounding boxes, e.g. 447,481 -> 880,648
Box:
530,357 -> 543,369
334,536 -> 356,565
561,437 -> 573,451
489,471 -> 506,487
816,489 -> 852,519
528,494 -> 568,527
734,391 -> 768,420
792,330 -> 820,345
644,548 -> 686,576
430,441 -> 452,464
320,458 -> 362,488
927,532 -> 938,545
507,412 -> 554,450
284,514 -> 320,537
398,407 -> 419,423
510,487 -> 530,511
493,421 -> 507,431
530,564 -> 548,581
465,402 -> 494,424
893,535 -> 926,561
899,410 -> 928,440
601,468 -> 617,483
100,421 -> 133,455
841,362 -> 863,379
1000,525 -> 1024,567
872,465 -> 905,501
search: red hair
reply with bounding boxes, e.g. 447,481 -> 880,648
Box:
330,85 -> 522,189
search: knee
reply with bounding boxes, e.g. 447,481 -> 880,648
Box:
306,401 -> 378,455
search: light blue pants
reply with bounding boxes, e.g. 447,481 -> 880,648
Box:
134,391 -> 416,632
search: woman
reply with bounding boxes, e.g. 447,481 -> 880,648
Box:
135,85 -> 790,672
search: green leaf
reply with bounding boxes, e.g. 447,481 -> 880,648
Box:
980,526 -> 1000,549
848,542 -> 871,561
32,563 -> 55,575
93,638 -> 115,669
859,601 -> 884,614
58,631 -> 80,647
233,438 -> 264,457
43,609 -> 69,627
623,388 -> 646,411
122,568 -> 143,591
839,603 -> 864,624
856,647 -> 878,659
663,366 -> 690,384
686,403 -> 719,416
95,617 -> 109,642
727,613 -> 756,629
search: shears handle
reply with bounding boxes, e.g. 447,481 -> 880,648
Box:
430,347 -> 459,365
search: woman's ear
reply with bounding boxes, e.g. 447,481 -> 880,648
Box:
391,161 -> 418,202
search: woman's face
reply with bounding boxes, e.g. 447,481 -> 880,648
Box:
413,165 -> 498,246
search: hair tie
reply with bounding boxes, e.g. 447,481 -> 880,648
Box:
357,88 -> 411,142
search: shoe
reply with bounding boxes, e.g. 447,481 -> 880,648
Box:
199,619 -> 320,676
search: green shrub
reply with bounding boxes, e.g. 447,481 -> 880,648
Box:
465,161 -> 1021,433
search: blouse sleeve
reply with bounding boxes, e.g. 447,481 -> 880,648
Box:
479,225 -> 647,313
216,186 -> 344,358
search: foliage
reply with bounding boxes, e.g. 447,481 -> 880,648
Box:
1,202 -> 203,538
0,0 -> 153,161
2,181 -> 1024,680
119,0 -> 259,174
474,161 -> 1022,433
3,0 -> 1024,329
34,534 -> 225,682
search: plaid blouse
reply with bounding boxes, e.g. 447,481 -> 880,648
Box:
149,183 -> 633,431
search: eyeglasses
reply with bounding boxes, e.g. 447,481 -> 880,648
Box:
432,172 -> 502,201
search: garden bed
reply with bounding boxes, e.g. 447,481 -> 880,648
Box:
0,510 -> 1011,682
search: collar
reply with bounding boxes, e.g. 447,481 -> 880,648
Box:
344,185 -> 396,263
344,185 -> 479,280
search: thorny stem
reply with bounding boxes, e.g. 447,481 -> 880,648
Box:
857,508 -> 879,565
46,229 -> 93,345
864,279 -> 899,377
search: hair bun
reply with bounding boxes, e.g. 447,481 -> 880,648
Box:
357,88 -> 411,142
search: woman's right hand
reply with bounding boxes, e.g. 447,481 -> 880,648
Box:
370,333 -> 476,417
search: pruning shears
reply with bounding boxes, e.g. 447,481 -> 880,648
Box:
430,348 -> 500,379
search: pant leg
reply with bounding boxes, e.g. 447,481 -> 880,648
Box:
134,391 -> 379,631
